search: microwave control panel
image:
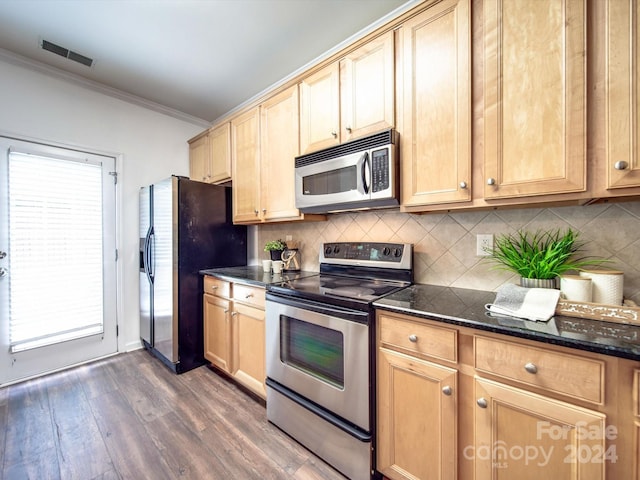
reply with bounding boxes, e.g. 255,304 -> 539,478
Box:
371,148 -> 390,192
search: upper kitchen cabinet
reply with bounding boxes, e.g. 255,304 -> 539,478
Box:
231,85 -> 322,224
605,0 -> 640,190
188,124 -> 232,185
208,123 -> 232,184
231,107 -> 261,223
260,85 -> 303,221
483,0 -> 586,200
399,0 -> 471,210
188,131 -> 209,183
299,31 -> 395,154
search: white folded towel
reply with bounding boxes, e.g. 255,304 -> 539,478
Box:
485,283 -> 560,322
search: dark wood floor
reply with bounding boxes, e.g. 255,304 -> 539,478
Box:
0,349 -> 347,480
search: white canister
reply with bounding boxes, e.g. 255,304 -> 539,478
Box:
579,270 -> 624,305
560,275 -> 592,302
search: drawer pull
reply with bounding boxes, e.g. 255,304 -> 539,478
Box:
245,293 -> 253,299
408,334 -> 418,343
614,160 -> 629,170
442,386 -> 452,396
477,397 -> 488,409
524,362 -> 538,374
210,285 -> 218,290
231,311 -> 237,316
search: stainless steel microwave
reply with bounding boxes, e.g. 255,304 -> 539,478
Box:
294,129 -> 399,213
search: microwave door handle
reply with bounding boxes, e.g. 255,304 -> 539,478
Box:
361,152 -> 370,194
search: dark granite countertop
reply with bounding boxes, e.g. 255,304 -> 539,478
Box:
200,266 -> 318,288
373,284 -> 640,361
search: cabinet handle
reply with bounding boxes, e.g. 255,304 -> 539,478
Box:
331,130 -> 337,138
231,311 -> 237,316
477,397 -> 488,408
614,160 -> 629,170
223,309 -> 229,313
346,126 -> 352,133
408,334 -> 418,343
442,386 -> 452,396
524,362 -> 538,374
254,209 -> 259,216
459,181 -> 468,189
210,285 -> 218,290
262,208 -> 267,214
487,178 -> 496,185
245,293 -> 253,299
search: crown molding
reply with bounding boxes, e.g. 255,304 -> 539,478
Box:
0,48 -> 211,128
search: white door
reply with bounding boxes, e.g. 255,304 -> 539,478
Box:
0,137 -> 118,385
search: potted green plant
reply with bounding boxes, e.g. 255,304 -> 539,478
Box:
264,239 -> 287,261
484,228 -> 608,288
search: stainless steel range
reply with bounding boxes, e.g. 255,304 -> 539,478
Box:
265,242 -> 413,480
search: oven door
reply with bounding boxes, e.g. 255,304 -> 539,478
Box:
265,296 -> 370,431
295,151 -> 370,211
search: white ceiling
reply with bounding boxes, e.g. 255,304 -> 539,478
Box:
0,0 -> 412,126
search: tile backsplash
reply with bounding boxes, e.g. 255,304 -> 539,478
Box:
257,201 -> 640,304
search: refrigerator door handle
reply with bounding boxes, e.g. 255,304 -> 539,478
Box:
148,229 -> 155,281
144,227 -> 154,283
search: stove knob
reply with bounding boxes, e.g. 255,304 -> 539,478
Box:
333,245 -> 340,254
382,247 -> 390,256
393,248 -> 402,257
325,246 -> 333,255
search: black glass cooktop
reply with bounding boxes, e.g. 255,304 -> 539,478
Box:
267,273 -> 408,309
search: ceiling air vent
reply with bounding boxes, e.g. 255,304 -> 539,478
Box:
41,39 -> 94,67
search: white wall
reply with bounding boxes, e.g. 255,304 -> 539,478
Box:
0,58 -> 204,352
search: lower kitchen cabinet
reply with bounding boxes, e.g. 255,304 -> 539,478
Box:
203,276 -> 266,399
232,302 -> 265,399
474,377 -> 606,480
376,310 -> 637,480
377,347 -> 457,480
203,291 -> 233,373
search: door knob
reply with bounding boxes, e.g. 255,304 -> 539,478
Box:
477,397 -> 488,408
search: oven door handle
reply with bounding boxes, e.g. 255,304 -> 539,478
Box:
266,293 -> 370,324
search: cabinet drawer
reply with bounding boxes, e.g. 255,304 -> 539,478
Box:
474,336 -> 605,404
379,314 -> 457,362
204,276 -> 230,298
233,283 -> 265,309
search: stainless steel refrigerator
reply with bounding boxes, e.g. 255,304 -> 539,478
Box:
139,176 -> 247,373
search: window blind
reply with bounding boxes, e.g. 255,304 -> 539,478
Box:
8,151 -> 104,352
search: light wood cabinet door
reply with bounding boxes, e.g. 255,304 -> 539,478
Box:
474,378 -> 606,480
299,62 -> 340,154
231,107 -> 261,223
203,293 -> 232,373
606,0 -> 640,189
377,347 -> 457,480
483,0 -> 586,199
209,122 -> 232,184
188,133 -> 209,183
400,0 -> 471,208
260,85 -> 302,221
340,30 -> 395,142
232,302 -> 266,399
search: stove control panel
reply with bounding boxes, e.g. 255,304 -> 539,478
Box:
321,242 -> 412,269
